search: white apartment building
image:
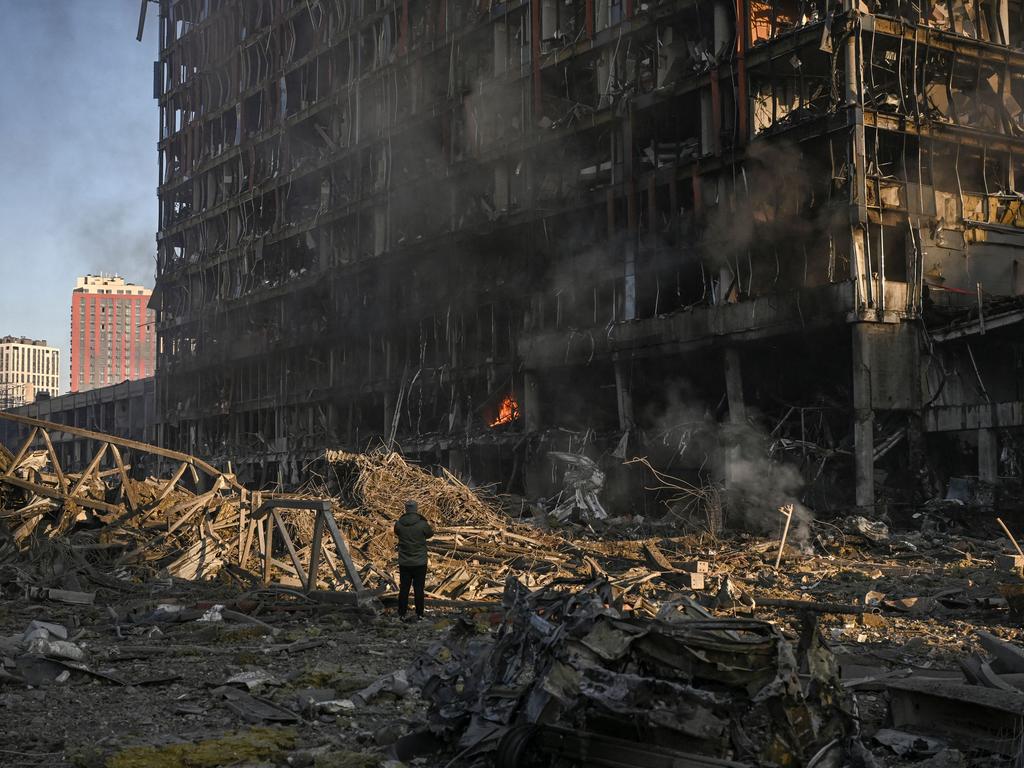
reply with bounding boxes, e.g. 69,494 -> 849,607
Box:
0,337 -> 60,409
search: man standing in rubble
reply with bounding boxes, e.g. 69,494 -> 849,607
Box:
394,499 -> 433,621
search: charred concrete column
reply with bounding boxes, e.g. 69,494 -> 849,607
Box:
712,0 -> 732,137
596,52 -> 611,109
523,371 -> 541,432
493,22 -> 507,76
697,0 -> 731,161
614,360 -> 634,431
700,93 -> 715,156
624,114 -> 637,322
844,0 -> 870,310
851,323 -> 875,511
448,446 -> 466,477
906,413 -> 932,499
541,0 -> 557,43
715,177 -> 735,304
979,429 -> 999,485
723,347 -> 746,487
724,348 -> 746,424
495,162 -> 509,211
845,0 -> 874,511
713,0 -> 731,53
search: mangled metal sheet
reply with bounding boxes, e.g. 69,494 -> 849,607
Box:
410,578 -> 861,766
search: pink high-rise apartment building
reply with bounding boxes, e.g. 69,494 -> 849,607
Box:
70,275 -> 155,393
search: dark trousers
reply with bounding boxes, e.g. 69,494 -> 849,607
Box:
398,564 -> 427,617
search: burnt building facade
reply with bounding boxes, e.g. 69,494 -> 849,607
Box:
152,0 -> 1024,511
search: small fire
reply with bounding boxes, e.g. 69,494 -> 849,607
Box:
490,394 -> 520,427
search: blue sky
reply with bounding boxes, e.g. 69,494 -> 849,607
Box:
0,1 -> 158,391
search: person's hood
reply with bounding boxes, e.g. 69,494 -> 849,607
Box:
397,511 -> 423,527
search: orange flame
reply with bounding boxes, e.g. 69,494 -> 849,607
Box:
490,394 -> 520,427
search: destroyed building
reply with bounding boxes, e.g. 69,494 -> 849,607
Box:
152,0 -> 1024,509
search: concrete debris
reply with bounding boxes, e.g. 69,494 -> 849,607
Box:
23,587 -> 95,605
548,452 -> 609,523
1,422 -> 1024,766
0,620 -> 84,665
409,577 -> 860,766
844,516 -> 890,542
24,636 -> 85,662
873,728 -> 946,757
212,684 -> 302,724
350,669 -> 412,706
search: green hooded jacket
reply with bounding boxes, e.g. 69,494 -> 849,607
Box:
394,511 -> 434,566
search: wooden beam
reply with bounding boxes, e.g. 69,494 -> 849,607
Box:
0,412 -> 240,489
118,477 -> 225,563
238,496 -> 248,565
0,475 -> 122,515
153,461 -> 189,505
109,445 -> 140,513
306,512 -> 326,594
3,427 -> 38,478
321,511 -> 365,594
66,443 -> 109,503
241,517 -> 258,570
39,430 -> 67,494
263,517 -> 273,586
272,511 -> 309,590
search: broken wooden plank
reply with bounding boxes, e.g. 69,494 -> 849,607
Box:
38,429 -> 67,494
306,511 -> 325,594
643,541 -> 674,572
66,443 -> 109,501
996,517 -> 1024,557
774,504 -> 795,570
3,427 -> 38,478
321,508 -> 365,594
152,461 -> 189,505
118,479 -> 226,563
0,475 -> 123,516
272,511 -> 308,589
109,445 -> 140,513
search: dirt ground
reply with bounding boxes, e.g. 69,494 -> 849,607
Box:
2,522 -> 1024,767
0,584 -> 453,768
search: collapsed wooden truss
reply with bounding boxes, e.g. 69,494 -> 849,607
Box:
0,412 -> 365,598
0,411 -> 242,520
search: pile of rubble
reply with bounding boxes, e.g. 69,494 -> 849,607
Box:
409,578 -> 862,767
0,417 -> 731,606
5,417 -> 1024,766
